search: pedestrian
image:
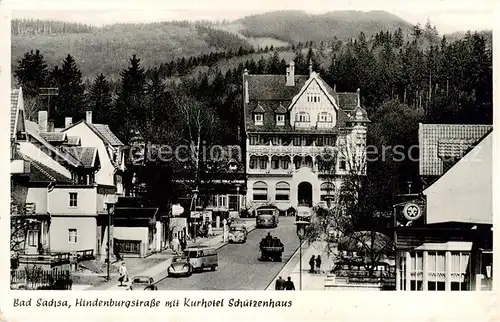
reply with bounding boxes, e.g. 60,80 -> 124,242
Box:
208,223 -> 213,237
316,255 -> 322,274
309,255 -> 315,273
114,242 -> 122,262
275,276 -> 285,290
118,262 -> 128,287
284,276 -> 295,290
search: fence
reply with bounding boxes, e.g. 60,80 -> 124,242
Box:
11,268 -> 72,290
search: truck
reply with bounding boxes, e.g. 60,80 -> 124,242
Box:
259,234 -> 284,262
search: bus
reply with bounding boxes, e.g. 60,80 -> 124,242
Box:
255,206 -> 279,228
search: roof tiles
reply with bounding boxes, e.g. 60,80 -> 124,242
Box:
90,124 -> 124,146
11,89 -> 20,138
243,72 -> 366,133
419,123 -> 492,177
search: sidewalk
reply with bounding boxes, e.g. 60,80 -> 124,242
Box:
266,240 -> 334,291
87,218 -> 256,291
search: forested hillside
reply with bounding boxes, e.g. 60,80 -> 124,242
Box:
12,10 -> 421,79
12,14 -> 492,213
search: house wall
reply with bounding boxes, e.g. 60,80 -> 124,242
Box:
48,186 -> 97,215
290,79 -> 337,128
50,217 -> 97,253
63,123 -> 116,187
424,133 -> 492,225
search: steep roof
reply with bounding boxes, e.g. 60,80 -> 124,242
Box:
10,88 -> 26,139
40,132 -> 66,143
419,123 -> 493,177
90,124 -> 124,146
246,74 -> 309,101
61,147 -> 99,169
243,72 -> 367,133
18,152 -> 72,183
25,120 -> 82,168
11,89 -> 20,137
62,119 -> 123,147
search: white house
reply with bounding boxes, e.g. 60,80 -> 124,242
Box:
61,111 -> 125,195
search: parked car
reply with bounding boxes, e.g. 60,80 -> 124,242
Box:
126,276 -> 156,290
167,256 -> 193,277
228,226 -> 248,243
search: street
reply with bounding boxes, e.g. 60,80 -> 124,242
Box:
155,217 -> 300,290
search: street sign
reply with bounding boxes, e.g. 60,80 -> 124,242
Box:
402,203 -> 422,221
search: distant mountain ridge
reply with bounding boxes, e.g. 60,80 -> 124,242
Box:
11,10 -> 490,81
235,10 -> 413,42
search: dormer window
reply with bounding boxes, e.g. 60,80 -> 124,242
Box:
276,114 -> 285,126
254,113 -> 263,125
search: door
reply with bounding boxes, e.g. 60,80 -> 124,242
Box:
298,182 -> 313,207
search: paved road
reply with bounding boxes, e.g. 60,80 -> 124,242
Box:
155,216 -> 300,290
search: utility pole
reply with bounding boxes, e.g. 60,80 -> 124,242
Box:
38,87 -> 59,124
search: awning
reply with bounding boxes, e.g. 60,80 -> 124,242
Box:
415,241 -> 473,252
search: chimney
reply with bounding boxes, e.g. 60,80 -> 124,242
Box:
309,59 -> 313,75
286,61 -> 295,86
244,80 -> 249,104
65,117 -> 73,128
86,111 -> 92,124
357,88 -> 361,107
38,111 -> 48,132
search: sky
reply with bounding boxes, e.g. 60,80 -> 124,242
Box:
4,0 -> 496,34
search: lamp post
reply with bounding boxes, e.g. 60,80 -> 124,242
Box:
295,219 -> 310,290
105,194 -> 118,281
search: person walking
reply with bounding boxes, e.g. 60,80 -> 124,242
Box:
315,255 -> 322,274
284,276 -> 295,290
309,255 -> 315,273
275,276 -> 285,290
118,262 -> 128,287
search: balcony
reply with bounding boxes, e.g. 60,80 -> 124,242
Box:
11,203 -> 38,217
248,145 -> 334,156
11,159 -> 30,174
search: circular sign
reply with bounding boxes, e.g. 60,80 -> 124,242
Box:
403,203 -> 422,221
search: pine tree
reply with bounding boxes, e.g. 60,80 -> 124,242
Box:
14,49 -> 49,98
114,54 -> 146,143
267,51 -> 281,74
394,28 -> 404,47
89,73 -> 113,124
50,54 -> 85,124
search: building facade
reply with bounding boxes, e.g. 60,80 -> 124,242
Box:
394,124 -> 493,291
10,88 -> 121,268
243,61 -> 369,212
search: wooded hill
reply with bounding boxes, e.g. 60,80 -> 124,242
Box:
12,10 -> 417,80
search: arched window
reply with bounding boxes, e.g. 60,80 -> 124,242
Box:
295,112 -> 310,122
249,156 -> 257,169
275,182 -> 290,201
318,112 -> 333,122
253,181 -> 268,201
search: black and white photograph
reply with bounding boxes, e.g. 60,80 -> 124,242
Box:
3,0 -> 494,298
